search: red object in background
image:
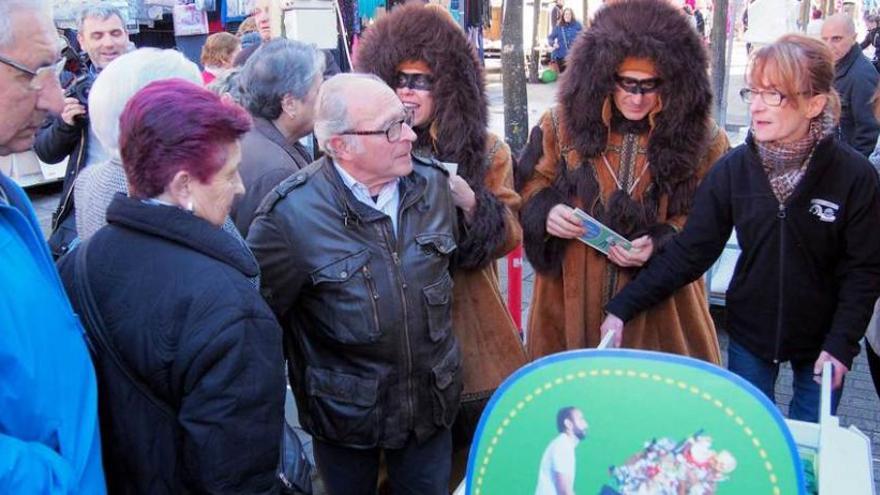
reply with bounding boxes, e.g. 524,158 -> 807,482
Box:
507,244 -> 523,333
208,17 -> 223,33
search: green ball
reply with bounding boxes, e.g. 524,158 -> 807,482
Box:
541,69 -> 558,83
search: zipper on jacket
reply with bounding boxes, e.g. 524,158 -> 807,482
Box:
381,216 -> 414,433
361,266 -> 381,334
773,203 -> 786,363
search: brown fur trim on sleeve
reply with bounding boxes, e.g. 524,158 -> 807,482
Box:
633,222 -> 679,253
456,187 -> 509,269
516,124 -> 545,192
521,186 -> 569,275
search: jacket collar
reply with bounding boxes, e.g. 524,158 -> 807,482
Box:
835,44 -> 862,78
105,193 -> 259,278
317,156 -> 426,227
253,117 -> 311,166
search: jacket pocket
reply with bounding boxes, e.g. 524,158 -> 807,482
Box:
431,345 -> 463,429
306,366 -> 379,447
415,233 -> 457,257
309,250 -> 380,344
423,271 -> 454,342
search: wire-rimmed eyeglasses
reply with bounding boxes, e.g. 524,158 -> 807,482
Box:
339,112 -> 414,143
0,54 -> 65,91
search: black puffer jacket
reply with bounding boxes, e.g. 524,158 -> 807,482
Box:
607,135 -> 880,369
248,156 -> 462,450
58,194 -> 285,494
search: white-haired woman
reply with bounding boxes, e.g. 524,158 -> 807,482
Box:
74,48 -> 202,241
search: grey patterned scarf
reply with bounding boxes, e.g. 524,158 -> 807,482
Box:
753,110 -> 835,203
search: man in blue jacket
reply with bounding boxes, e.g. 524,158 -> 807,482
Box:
822,13 -> 880,157
0,1 -> 106,492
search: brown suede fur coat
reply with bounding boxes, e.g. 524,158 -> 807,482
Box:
518,0 -> 730,364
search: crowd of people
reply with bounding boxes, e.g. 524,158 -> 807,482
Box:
4,0 -> 880,493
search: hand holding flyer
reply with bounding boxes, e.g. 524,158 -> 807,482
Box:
571,208 -> 632,255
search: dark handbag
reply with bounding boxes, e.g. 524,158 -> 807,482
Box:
278,420 -> 314,494
75,241 -> 313,493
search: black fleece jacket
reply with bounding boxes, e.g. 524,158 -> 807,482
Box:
607,135 -> 880,368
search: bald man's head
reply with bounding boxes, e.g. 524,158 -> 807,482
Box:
821,13 -> 857,61
314,73 -> 402,154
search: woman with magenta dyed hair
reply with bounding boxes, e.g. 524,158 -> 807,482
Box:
58,80 -> 285,493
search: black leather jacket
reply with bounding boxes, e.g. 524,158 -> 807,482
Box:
34,113 -> 88,258
248,156 -> 462,449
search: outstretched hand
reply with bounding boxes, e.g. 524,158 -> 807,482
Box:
599,313 -> 624,348
813,351 -> 848,390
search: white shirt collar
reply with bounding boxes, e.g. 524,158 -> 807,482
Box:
333,161 -> 401,232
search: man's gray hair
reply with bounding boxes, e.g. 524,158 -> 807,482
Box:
825,12 -> 856,35
238,39 -> 324,120
314,73 -> 386,155
0,0 -> 52,51
207,67 -> 245,104
78,4 -> 127,31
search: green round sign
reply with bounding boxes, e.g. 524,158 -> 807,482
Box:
466,350 -> 804,494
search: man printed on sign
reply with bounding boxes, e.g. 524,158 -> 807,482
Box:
535,407 -> 589,495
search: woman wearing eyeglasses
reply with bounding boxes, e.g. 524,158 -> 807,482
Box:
601,34 -> 880,421
519,0 -> 729,363
355,3 -> 526,477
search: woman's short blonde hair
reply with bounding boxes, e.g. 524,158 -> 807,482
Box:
200,32 -> 240,68
749,33 -> 840,120
236,16 -> 257,37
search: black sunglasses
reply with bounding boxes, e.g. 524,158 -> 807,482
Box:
394,72 -> 433,91
614,74 -> 663,95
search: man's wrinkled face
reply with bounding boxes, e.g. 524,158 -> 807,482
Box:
0,12 -> 63,155
77,14 -> 129,69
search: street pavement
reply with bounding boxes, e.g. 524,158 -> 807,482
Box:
24,41 -> 880,488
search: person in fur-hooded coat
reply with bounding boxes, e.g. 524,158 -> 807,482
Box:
355,2 -> 527,453
518,0 -> 729,364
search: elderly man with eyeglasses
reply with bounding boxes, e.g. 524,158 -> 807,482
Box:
248,73 -> 461,495
0,1 -> 106,492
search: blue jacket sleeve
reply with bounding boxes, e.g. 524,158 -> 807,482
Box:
547,26 -> 559,47
0,435 -> 74,493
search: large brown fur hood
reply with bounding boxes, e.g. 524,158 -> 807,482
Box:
356,5 -> 510,270
557,0 -> 713,192
355,4 -> 489,186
